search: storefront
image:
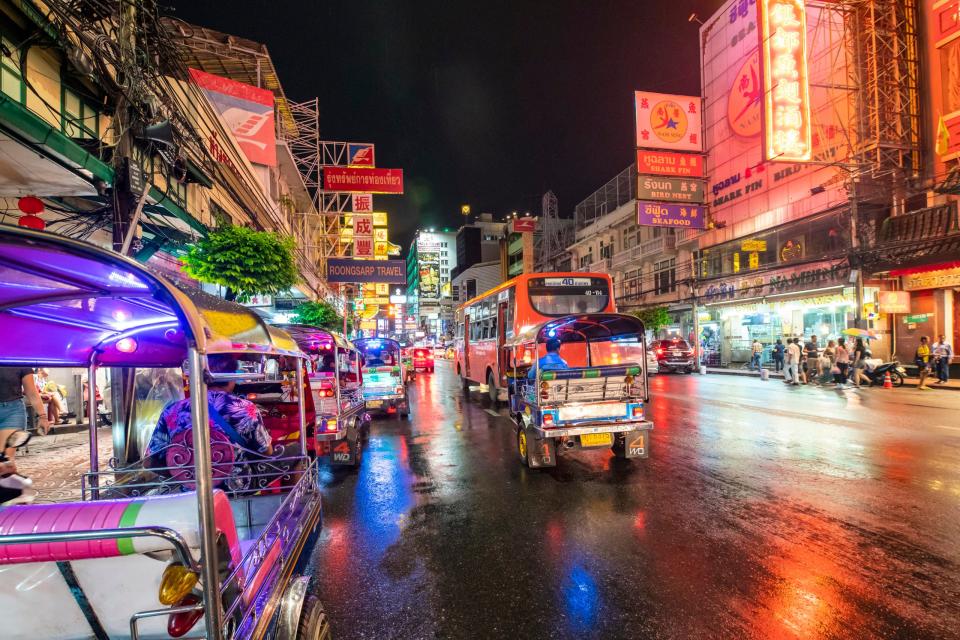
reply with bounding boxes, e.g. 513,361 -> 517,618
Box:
697,260 -> 863,367
892,263 -> 959,367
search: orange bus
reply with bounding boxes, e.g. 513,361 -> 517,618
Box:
455,273 -> 616,402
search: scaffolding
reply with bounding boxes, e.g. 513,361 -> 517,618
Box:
536,190 -> 573,272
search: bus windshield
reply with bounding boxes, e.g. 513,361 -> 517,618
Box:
527,276 -> 610,316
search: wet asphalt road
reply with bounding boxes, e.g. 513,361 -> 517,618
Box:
308,361 -> 960,639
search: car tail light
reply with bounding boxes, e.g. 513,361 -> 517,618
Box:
656,348 -> 664,356
322,418 -> 337,432
396,386 -> 404,394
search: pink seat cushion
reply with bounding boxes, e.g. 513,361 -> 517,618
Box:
166,427 -> 236,489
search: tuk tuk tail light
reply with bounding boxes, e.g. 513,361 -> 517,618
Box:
632,404 -> 644,418
167,593 -> 203,637
543,411 -> 555,427
322,418 -> 338,432
158,563 -> 198,605
540,381 -> 550,401
396,386 -> 404,395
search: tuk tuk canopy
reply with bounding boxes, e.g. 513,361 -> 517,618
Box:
505,313 -> 647,348
274,324 -> 355,352
0,225 -> 302,368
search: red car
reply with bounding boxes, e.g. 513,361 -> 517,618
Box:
413,347 -> 435,373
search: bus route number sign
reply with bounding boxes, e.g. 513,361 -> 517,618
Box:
545,277 -> 591,287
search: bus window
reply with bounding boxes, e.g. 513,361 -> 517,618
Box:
527,276 -> 610,316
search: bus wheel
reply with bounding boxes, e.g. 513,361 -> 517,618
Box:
487,371 -> 499,405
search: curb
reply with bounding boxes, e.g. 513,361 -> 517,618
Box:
700,368 -> 960,391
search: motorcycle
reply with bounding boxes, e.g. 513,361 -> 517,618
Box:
863,360 -> 906,387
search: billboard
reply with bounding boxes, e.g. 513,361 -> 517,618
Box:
636,176 -> 706,204
326,258 -> 406,284
352,193 -> 373,212
511,217 -> 537,233
189,68 -> 276,167
418,252 -> 440,299
637,201 -> 706,229
324,167 -> 404,194
637,150 -> 705,177
700,0 -> 852,235
759,0 -> 813,162
635,91 -> 703,151
347,143 -> 375,167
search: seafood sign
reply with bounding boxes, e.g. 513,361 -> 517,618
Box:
637,201 -> 706,229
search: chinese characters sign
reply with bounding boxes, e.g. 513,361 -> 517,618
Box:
352,193 -> 373,212
635,92 -> 703,152
636,150 -> 705,177
353,214 -> 373,236
637,176 -> 706,204
637,201 -> 706,229
759,0 -> 812,162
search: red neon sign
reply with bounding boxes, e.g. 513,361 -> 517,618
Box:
759,0 -> 812,162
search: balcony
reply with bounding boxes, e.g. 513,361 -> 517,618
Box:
588,257 -> 612,273
611,236 -> 677,270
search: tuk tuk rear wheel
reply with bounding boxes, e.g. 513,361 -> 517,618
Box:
295,594 -> 331,640
517,428 -> 529,466
611,433 -> 626,458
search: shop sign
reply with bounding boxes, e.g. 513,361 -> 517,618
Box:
636,150 -> 705,177
779,238 -> 803,261
637,201 -> 706,229
878,291 -> 910,314
347,143 -> 375,167
373,212 -> 389,227
728,49 -> 762,138
637,176 -> 706,204
352,194 -> 373,212
353,214 -> 373,236
741,239 -> 767,252
511,217 -> 537,233
635,91 -> 703,152
703,261 -> 846,303
904,313 -> 931,324
902,267 -> 960,291
759,0 -> 813,162
324,167 -> 404,194
326,258 -> 406,284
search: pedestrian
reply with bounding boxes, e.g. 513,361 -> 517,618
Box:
784,338 -> 801,385
772,338 -> 785,372
834,337 -> 850,389
820,340 -> 837,385
915,336 -> 933,390
750,338 -> 763,371
0,367 -> 49,460
850,337 -> 872,388
797,338 -> 808,384
932,333 -> 953,384
804,335 -> 820,380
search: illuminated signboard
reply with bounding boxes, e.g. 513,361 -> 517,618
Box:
635,91 -> 703,152
637,201 -> 706,229
324,167 -> 404,194
759,0 -> 812,162
352,193 -> 373,212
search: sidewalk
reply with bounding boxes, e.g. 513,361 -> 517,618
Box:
15,426 -> 113,503
704,367 -> 960,390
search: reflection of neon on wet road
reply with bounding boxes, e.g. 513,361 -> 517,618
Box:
353,436 -> 414,555
563,565 -> 600,632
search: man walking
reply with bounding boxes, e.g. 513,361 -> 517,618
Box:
750,338 -> 763,371
784,338 -> 801,385
932,334 -> 952,384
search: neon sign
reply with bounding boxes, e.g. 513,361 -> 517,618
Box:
759,0 -> 812,162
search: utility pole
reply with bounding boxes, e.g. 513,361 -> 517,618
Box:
849,176 -> 865,329
111,0 -> 138,255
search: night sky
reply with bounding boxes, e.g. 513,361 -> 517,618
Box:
169,1 -> 726,249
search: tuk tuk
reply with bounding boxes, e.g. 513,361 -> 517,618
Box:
0,227 -> 329,640
506,313 -> 654,468
354,338 -> 409,419
275,324 -> 368,467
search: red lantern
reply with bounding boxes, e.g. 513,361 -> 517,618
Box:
17,196 -> 44,214
17,214 -> 45,230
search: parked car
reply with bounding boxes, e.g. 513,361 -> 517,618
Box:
650,337 -> 695,374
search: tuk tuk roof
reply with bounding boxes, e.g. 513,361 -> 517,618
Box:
505,313 -> 647,347
274,324 -> 356,351
353,336 -> 402,352
0,225 -> 303,367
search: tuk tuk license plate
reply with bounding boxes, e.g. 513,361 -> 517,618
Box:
367,400 -> 383,408
580,432 -> 613,447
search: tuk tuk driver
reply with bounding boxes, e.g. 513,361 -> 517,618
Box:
528,337 -> 568,379
146,355 -> 273,467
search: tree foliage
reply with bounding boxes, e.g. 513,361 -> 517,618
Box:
292,300 -> 344,331
181,225 -> 298,302
629,306 -> 672,334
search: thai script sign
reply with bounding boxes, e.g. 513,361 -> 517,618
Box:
759,0 -> 812,162
637,201 -> 706,229
636,150 -> 705,177
326,258 -> 406,284
637,176 -> 706,204
324,167 -> 404,194
635,92 -> 703,152
702,261 -> 847,303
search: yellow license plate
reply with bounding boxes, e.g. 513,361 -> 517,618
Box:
580,432 -> 613,447
367,400 -> 383,408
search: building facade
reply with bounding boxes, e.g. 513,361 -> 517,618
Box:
406,228 -> 458,340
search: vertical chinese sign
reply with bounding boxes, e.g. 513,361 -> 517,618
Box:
353,214 -> 374,258
759,0 -> 812,162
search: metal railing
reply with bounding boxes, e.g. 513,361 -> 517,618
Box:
879,202 -> 959,243
574,164 -> 635,230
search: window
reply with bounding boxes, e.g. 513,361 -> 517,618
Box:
654,259 -> 676,295
62,87 -> 100,139
1,37 -> 24,103
624,233 -> 638,250
527,277 -> 610,316
600,243 -> 613,259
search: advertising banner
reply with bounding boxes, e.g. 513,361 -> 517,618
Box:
635,91 -> 703,151
700,0 -> 852,233
759,0 -> 813,162
418,252 -> 440,299
326,258 -> 406,284
637,201 -> 706,229
878,291 -> 911,314
636,176 -> 706,204
347,143 -> 375,167
637,150 -> 705,177
352,193 -> 373,212
353,236 -> 374,258
189,68 -> 276,167
324,167 -> 404,194
511,217 -> 537,233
